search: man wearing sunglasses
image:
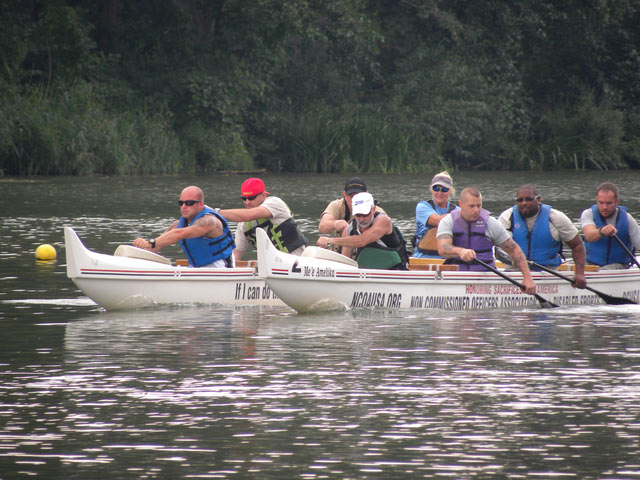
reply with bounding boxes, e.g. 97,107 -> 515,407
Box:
317,192 -> 408,270
580,181 -> 640,269
218,178 -> 307,261
133,185 -> 235,268
498,184 -> 586,288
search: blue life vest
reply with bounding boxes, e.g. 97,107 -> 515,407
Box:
586,205 -> 632,266
511,204 -> 562,267
178,207 -> 235,267
445,208 -> 495,271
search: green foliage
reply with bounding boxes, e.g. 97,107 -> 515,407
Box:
524,91 -> 626,170
0,83 -> 186,175
2,0 -> 640,175
271,107 -> 447,173
180,121 -> 253,173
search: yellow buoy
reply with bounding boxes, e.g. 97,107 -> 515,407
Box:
35,244 -> 57,261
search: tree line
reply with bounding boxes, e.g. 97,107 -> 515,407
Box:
1,0 -> 639,175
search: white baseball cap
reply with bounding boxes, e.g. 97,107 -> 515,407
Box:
351,192 -> 375,215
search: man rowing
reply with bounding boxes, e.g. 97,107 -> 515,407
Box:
498,184 -> 586,288
133,185 -> 235,267
437,187 -> 536,294
580,181 -> 640,269
317,192 -> 408,269
318,176 -> 387,237
219,177 -> 307,262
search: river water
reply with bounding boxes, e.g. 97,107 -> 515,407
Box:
2,171 -> 640,479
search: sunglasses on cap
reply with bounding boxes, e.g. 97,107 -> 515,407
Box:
178,199 -> 201,206
432,185 -> 450,192
241,194 -> 259,201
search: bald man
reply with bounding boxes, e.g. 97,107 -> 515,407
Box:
134,185 -> 235,267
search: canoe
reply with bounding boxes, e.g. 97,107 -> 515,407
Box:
64,227 -> 285,310
255,228 -> 640,312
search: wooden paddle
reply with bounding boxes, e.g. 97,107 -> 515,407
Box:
612,234 -> 640,270
473,258 -> 559,308
528,260 -> 636,305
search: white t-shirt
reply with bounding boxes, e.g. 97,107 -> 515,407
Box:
235,196 -> 305,254
437,213 -> 510,246
580,207 -> 640,248
498,206 -> 579,243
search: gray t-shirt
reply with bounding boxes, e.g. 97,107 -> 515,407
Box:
580,207 -> 640,248
498,206 -> 579,242
437,213 -> 510,246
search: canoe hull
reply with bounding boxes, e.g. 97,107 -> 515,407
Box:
255,228 -> 640,312
64,227 -> 284,310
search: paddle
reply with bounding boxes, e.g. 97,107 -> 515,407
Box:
472,258 -> 559,308
612,234 -> 640,270
528,260 -> 636,305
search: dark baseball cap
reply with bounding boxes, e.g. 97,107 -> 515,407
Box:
344,177 -> 367,195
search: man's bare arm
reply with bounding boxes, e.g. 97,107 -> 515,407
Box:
218,206 -> 272,222
498,238 -> 535,294
437,234 -> 475,262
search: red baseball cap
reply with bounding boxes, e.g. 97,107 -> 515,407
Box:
241,178 -> 269,197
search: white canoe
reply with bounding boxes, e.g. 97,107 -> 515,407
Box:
255,228 -> 640,313
64,227 -> 285,310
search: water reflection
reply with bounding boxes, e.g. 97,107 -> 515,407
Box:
1,306 -> 639,478
3,173 -> 640,478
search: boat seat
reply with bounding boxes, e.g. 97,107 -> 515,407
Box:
114,245 -> 172,265
407,263 -> 458,271
301,246 -> 358,266
235,259 -> 257,268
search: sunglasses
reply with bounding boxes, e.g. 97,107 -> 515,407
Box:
241,194 -> 259,201
516,196 -> 536,203
178,199 -> 201,206
432,185 -> 450,192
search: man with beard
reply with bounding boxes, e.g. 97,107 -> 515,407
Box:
498,184 -> 586,288
437,187 -> 537,295
316,192 -> 408,269
580,181 -> 640,269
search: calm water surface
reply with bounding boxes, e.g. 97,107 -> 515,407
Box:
2,172 -> 640,479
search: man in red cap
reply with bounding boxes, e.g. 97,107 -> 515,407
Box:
219,178 -> 307,261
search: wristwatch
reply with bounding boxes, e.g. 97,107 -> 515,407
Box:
149,239 -> 156,248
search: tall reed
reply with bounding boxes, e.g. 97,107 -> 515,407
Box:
272,108 -> 448,173
0,83 -> 188,176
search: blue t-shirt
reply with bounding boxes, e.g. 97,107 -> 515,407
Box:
413,200 -> 458,258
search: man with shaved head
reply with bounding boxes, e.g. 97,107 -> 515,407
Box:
437,187 -> 536,294
134,185 -> 235,268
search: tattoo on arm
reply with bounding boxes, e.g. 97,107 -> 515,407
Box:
439,234 -> 455,256
195,216 -> 217,228
501,238 -> 527,266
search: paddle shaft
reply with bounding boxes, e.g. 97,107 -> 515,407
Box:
473,258 -> 558,308
528,260 -> 637,305
612,234 -> 640,269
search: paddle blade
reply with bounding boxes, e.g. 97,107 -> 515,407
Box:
536,294 -> 559,308
597,293 -> 636,305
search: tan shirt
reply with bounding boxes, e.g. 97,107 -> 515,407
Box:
322,198 -> 387,231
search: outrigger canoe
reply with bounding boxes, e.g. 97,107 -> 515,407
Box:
64,227 -> 284,310
255,228 -> 640,313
